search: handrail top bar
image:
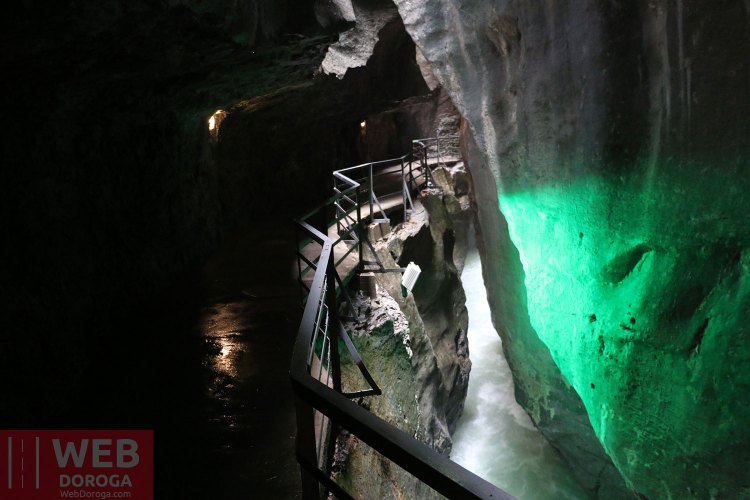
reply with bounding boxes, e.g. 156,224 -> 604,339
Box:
334,136 -> 459,176
335,155 -> 410,174
298,187 -> 358,223
367,156 -> 410,167
332,171 -> 361,187
289,371 -> 511,500
294,219 -> 328,243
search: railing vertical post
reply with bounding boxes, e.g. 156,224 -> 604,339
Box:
295,396 -> 320,499
409,153 -> 416,188
295,224 -> 304,306
401,157 -> 406,213
334,177 -> 340,237
326,250 -> 342,393
422,143 -> 431,187
368,164 -> 374,221
324,249 -> 343,498
356,184 -> 363,272
317,200 -> 328,239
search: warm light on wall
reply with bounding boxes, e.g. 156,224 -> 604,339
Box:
360,120 -> 366,129
208,109 -> 225,133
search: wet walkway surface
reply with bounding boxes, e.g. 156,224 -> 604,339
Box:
68,220 -> 302,499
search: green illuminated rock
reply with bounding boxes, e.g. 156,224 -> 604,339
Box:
394,0 -> 750,497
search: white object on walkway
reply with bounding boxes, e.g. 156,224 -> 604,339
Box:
401,262 -> 421,296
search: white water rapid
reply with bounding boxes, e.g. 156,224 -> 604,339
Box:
451,242 -> 588,500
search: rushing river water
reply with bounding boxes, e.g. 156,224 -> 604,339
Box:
451,242 -> 588,500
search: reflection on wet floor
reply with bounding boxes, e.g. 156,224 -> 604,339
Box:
70,221 -> 303,499
194,223 -> 302,499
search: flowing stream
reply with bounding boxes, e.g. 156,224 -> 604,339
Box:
451,241 -> 588,499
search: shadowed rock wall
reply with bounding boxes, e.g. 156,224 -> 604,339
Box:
394,0 -> 750,497
0,0 -> 425,422
6,0 -> 316,47
3,3 -> 237,420
214,11 -> 429,225
166,0 -> 314,45
343,188 -> 470,499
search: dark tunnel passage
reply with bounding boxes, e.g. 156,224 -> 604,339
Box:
1,1 -> 447,497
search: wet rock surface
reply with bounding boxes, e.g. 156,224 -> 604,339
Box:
346,291 -> 412,355
374,179 -> 473,451
400,185 -> 472,433
394,0 -> 750,497
332,154 -> 474,498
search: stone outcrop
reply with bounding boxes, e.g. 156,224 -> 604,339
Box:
358,88 -> 457,161
393,0 -> 750,497
334,162 -> 473,498
335,290 -> 438,500
379,190 -> 471,446
320,1 -> 400,78
215,3 -> 429,224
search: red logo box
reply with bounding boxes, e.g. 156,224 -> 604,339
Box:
0,430 -> 153,499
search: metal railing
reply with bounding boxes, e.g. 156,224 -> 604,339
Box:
412,134 -> 461,175
295,138 -> 446,305
297,135 -> 460,286
291,135 -> 510,499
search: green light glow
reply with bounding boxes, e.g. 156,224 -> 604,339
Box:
497,167 -> 750,495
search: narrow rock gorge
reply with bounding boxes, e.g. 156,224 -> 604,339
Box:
5,0 -> 750,497
395,0 -> 750,497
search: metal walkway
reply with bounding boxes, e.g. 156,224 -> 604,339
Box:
290,136 -> 513,499
296,136 -> 461,295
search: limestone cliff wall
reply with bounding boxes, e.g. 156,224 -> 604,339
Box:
394,0 -> 750,497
